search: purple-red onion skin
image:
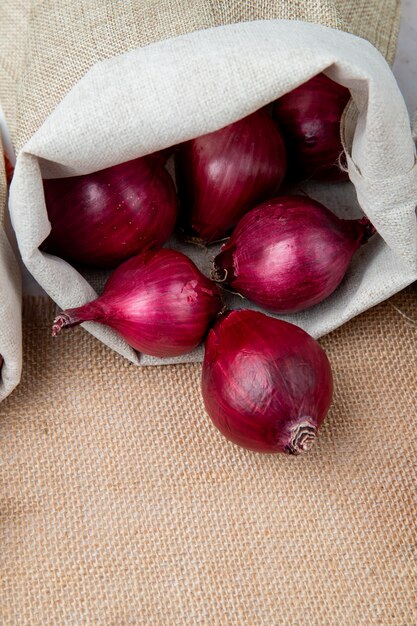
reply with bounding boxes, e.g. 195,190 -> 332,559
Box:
52,249 -> 223,358
202,310 -> 333,454
213,196 -> 374,313
273,73 -> 350,181
43,156 -> 178,269
175,109 -> 287,243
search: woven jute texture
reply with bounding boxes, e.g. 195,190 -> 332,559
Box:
0,0 -> 400,153
0,0 -> 30,146
1,289 -> 416,625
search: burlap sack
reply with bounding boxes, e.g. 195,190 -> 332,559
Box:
5,1 -> 417,365
1,1 -> 416,624
0,139 -> 21,401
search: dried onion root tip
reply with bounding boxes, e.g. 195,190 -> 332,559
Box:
286,420 -> 317,456
211,266 -> 228,283
52,311 -> 83,336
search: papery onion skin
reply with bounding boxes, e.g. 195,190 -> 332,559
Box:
175,108 -> 287,243
272,73 -> 351,181
52,248 -> 223,358
213,195 -> 375,313
202,310 -> 333,454
43,156 -> 178,269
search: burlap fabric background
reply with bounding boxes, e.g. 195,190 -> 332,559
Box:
1,290 -> 416,625
1,1 -> 416,624
0,0 -> 402,154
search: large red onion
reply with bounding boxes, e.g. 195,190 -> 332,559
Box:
43,155 -> 178,268
52,248 -> 223,357
272,73 -> 351,181
175,108 -> 287,243
202,310 -> 333,454
213,195 -> 375,313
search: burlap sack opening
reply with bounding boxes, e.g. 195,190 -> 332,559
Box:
8,19 -> 417,366
0,146 -> 21,401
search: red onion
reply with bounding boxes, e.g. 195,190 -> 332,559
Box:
4,155 -> 14,186
213,195 -> 375,313
43,155 -> 178,268
202,310 -> 333,454
52,248 -> 223,357
175,108 -> 287,243
272,73 -> 350,181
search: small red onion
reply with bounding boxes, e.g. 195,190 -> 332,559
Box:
175,108 -> 287,243
213,195 -> 375,313
202,310 -> 333,454
4,155 -> 14,186
43,155 -> 178,268
272,73 -> 350,181
52,248 -> 223,357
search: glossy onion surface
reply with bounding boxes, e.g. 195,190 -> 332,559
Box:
202,310 -> 333,454
273,73 -> 350,181
213,195 -> 374,313
175,108 -> 287,243
52,249 -> 223,358
43,155 -> 178,268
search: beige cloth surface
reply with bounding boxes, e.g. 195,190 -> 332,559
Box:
1,289 -> 416,625
0,149 -> 22,401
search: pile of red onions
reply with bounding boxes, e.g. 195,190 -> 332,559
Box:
202,310 -> 333,454
213,195 -> 375,313
43,154 -> 178,268
46,72 -> 369,455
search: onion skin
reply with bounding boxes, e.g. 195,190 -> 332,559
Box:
43,155 -> 178,269
213,195 -> 375,313
4,155 -> 14,186
175,108 -> 287,243
272,73 -> 350,181
52,248 -> 223,358
202,310 -> 333,454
